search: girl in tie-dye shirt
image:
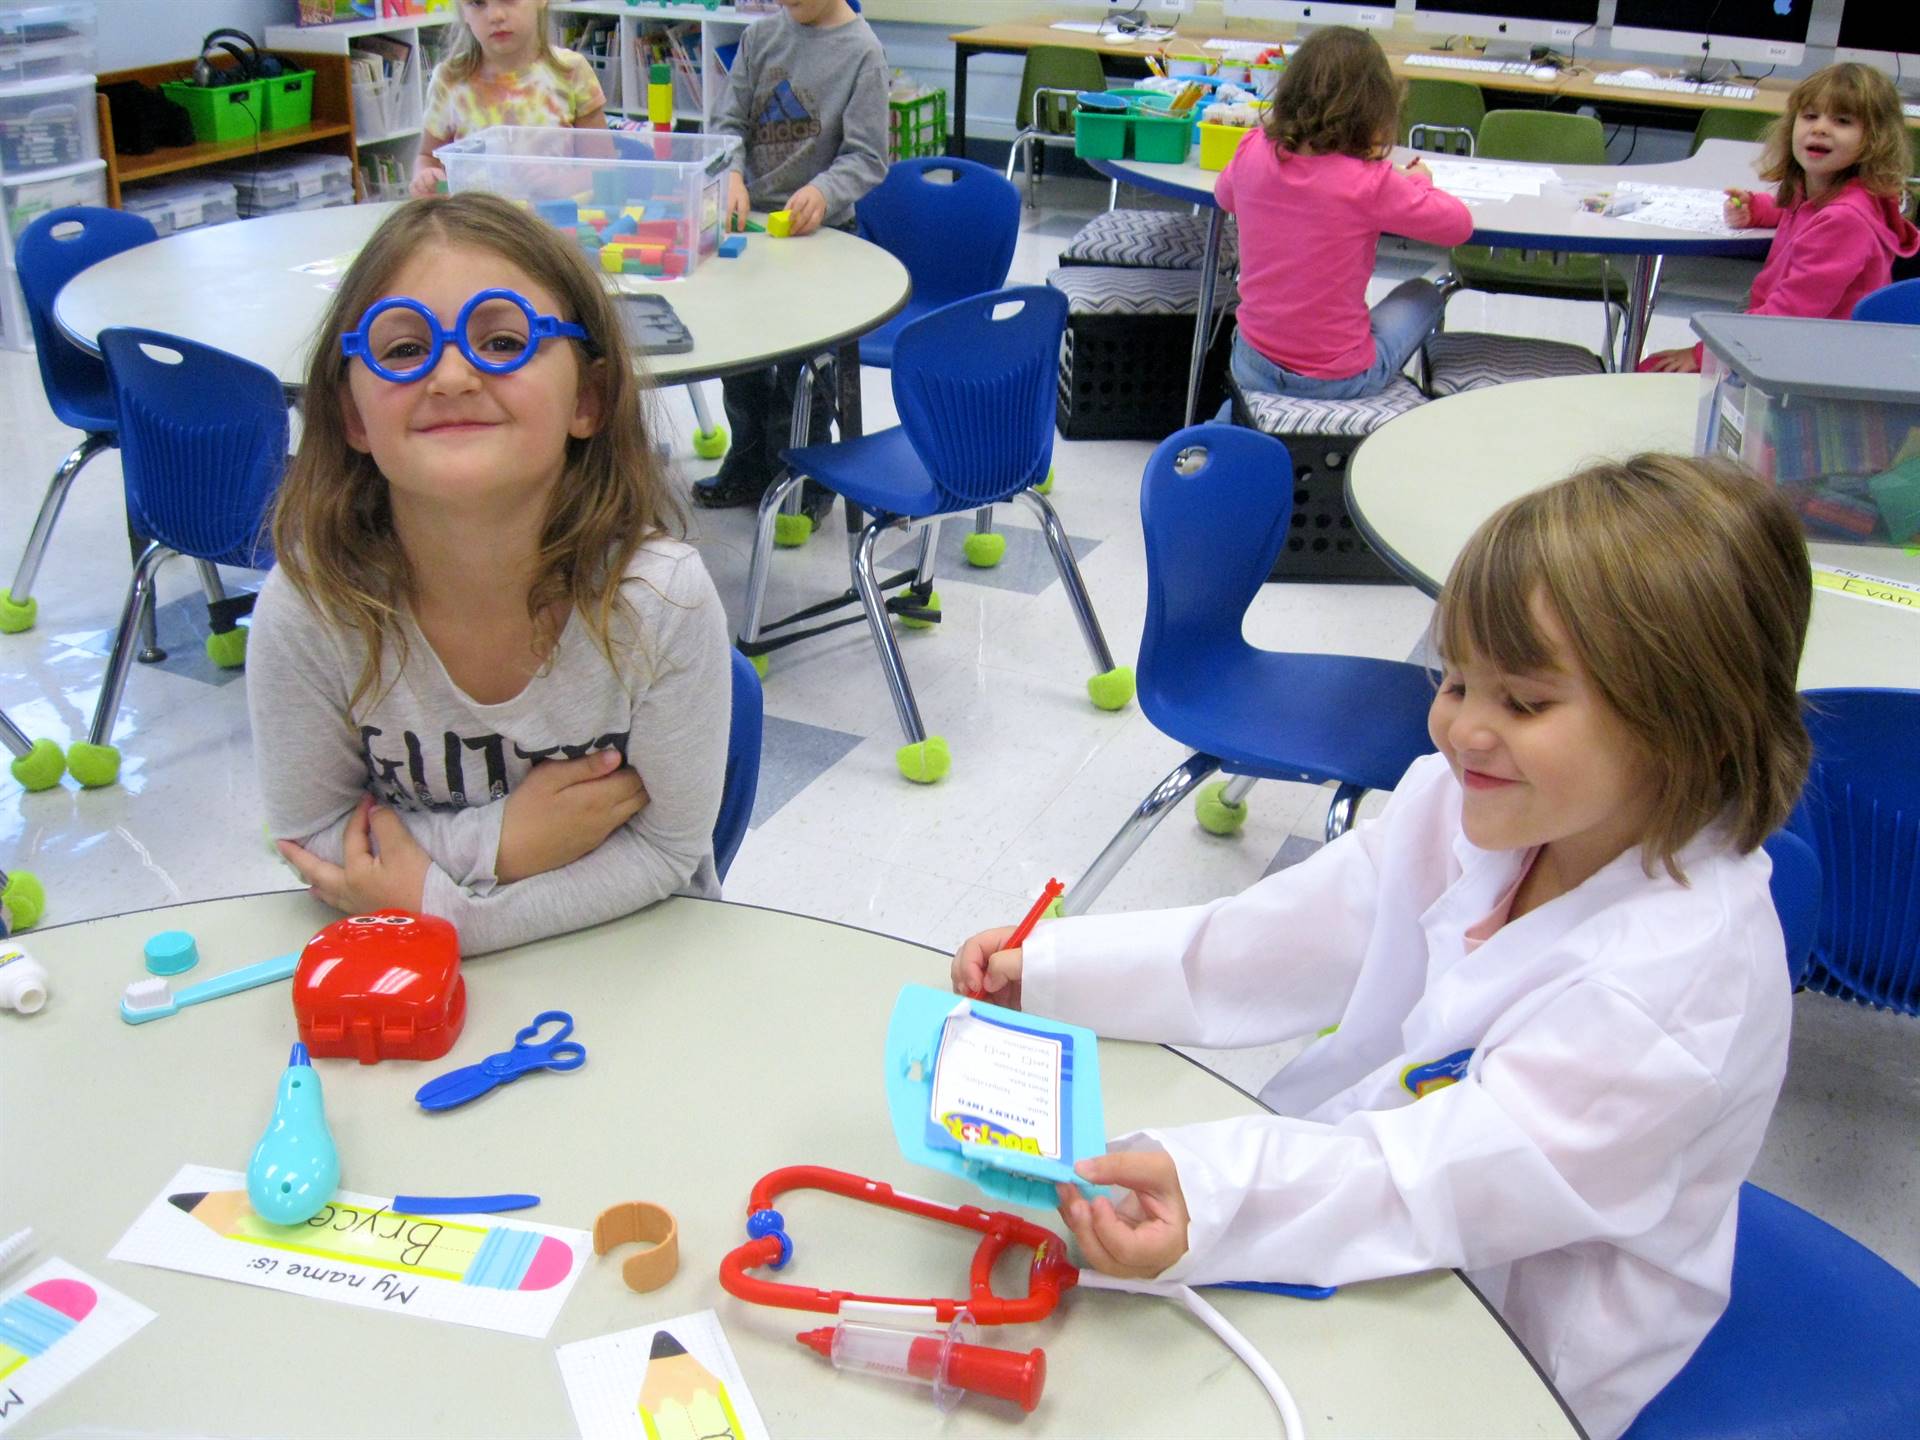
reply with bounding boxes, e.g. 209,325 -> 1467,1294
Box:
413,0 -> 605,198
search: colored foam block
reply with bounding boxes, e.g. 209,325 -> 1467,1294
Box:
717,234 -> 745,258
578,207 -> 607,224
623,258 -> 664,275
536,200 -> 578,226
661,251 -> 688,276
623,205 -> 646,223
600,246 -> 624,274
767,210 -> 792,238
609,214 -> 638,237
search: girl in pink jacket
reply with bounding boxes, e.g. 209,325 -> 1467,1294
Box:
1644,63 -> 1919,373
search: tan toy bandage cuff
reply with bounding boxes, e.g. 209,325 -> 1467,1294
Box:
593,1201 -> 679,1293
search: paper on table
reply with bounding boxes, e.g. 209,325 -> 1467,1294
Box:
556,1310 -> 768,1440
930,1009 -> 1065,1160
1812,566 -> 1920,614
1203,37 -> 1291,60
0,1258 -> 153,1435
1425,158 -> 1561,203
110,1163 -> 588,1339
1609,183 -> 1764,236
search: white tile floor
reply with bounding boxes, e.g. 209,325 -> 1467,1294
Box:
3,177 -> 1914,1281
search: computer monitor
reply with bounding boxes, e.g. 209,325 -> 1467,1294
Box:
1407,2 -> 1601,52
1220,2 -> 1395,31
1835,6 -> 1920,85
1610,0 -> 1811,70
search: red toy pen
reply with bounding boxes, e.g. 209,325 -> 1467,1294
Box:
971,877 -> 1064,1000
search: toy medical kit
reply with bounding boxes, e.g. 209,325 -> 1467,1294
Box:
120,950 -> 297,1024
391,1194 -> 541,1216
294,910 -> 465,1063
246,1043 -> 340,1226
415,1010 -> 584,1111
0,943 -> 48,1014
594,1201 -> 680,1293
797,1314 -> 1046,1414
142,930 -> 198,976
968,877 -> 1062,997
340,288 -> 588,383
886,984 -> 1106,1209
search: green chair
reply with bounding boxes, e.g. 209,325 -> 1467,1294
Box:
1005,45 -> 1108,208
1691,107 -> 1774,154
1402,78 -> 1484,156
1447,109 -> 1628,367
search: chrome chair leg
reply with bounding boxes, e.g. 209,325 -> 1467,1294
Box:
7,431 -> 113,604
1062,752 -> 1222,916
1,707 -> 32,761
194,560 -> 227,602
1015,487 -> 1117,674
971,506 -> 994,540
1220,773 -> 1258,806
1325,781 -> 1366,843
737,473 -> 805,648
89,542 -> 175,748
852,521 -> 928,744
914,519 -> 940,585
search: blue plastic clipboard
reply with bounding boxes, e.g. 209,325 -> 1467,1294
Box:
885,984 -> 1107,1210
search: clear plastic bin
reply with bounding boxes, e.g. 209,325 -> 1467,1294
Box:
120,175 -> 238,238
438,126 -> 741,277
1694,312 -> 1920,549
352,75 -> 392,141
0,71 -> 97,174
2,152 -> 100,235
0,263 -> 30,352
238,188 -> 353,220
215,151 -> 354,211
0,2 -> 93,86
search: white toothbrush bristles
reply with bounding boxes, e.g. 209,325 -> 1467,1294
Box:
121,976 -> 173,1012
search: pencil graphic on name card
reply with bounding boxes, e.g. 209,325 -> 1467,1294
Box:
638,1330 -> 742,1440
167,1190 -> 573,1291
0,1277 -> 96,1380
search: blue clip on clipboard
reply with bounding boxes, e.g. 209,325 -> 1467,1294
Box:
885,984 -> 1107,1211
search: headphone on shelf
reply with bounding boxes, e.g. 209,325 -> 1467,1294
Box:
192,29 -> 285,88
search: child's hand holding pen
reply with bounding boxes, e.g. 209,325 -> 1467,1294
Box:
952,925 -> 1025,1010
1723,188 -> 1753,229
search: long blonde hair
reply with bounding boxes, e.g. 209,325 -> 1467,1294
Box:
439,0 -> 560,85
1759,63 -> 1912,206
270,192 -> 683,716
1434,454 -> 1811,881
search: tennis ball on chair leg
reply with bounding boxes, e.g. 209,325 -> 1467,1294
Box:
205,626 -> 249,669
1195,780 -> 1249,836
899,590 -> 941,630
747,652 -> 768,680
1086,665 -> 1135,712
1,869 -> 46,931
65,742 -> 121,789
0,589 -> 36,633
895,736 -> 952,784
1034,466 -> 1054,496
962,531 -> 1007,568
10,739 -> 65,792
692,425 -> 728,460
773,513 -> 815,548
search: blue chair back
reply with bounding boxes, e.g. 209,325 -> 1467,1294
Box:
855,158 -> 1020,313
1789,687 -> 1920,1013
1852,277 -> 1920,324
715,648 -> 763,881
14,206 -> 157,433
98,328 -> 287,569
1761,827 -> 1821,990
891,285 -> 1064,510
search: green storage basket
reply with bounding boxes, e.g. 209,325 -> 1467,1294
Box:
1132,112 -> 1193,163
888,89 -> 946,161
1073,108 -> 1128,160
262,70 -> 315,131
160,77 -> 267,144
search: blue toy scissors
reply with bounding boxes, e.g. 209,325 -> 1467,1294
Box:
414,1010 -> 586,1112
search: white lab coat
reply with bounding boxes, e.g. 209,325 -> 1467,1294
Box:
1023,754 -> 1792,1440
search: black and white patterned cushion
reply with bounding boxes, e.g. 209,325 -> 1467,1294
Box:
1060,209 -> 1240,275
1424,332 -> 1603,396
1046,265 -> 1237,317
1238,378 -> 1427,437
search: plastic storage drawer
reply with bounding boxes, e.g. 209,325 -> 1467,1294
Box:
239,188 -> 352,220
120,175 -> 238,238
0,72 -> 97,174
2,153 -> 101,236
215,152 -> 353,214
0,2 -> 94,86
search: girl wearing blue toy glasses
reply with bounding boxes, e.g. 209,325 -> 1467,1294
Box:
249,193 -> 732,956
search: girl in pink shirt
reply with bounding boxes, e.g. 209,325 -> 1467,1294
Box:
1643,63 -> 1919,373
1218,27 -> 1473,402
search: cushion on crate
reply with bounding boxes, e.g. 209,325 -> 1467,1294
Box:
1424,332 -> 1604,396
1046,265 -> 1236,317
1060,208 -> 1240,274
1238,378 -> 1427,438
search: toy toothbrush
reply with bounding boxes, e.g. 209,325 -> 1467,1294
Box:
119,952 -> 297,1024
247,1043 -> 340,1226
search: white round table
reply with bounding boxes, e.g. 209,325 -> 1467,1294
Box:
0,893 -> 1581,1438
1347,373 -> 1920,692
54,202 -> 910,388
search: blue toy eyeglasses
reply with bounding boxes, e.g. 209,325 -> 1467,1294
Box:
341,288 -> 589,383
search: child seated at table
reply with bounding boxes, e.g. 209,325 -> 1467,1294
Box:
693,0 -> 888,513
1643,62 -> 1919,372
1218,25 -> 1473,405
954,453 -> 1814,1440
250,194 -> 731,955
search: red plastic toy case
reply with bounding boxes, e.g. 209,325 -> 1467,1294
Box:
292,910 -> 466,1064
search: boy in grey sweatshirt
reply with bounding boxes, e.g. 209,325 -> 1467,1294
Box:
695,0 -> 890,512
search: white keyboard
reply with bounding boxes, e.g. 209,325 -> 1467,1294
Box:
1906,103 -> 1920,120
1406,53 -> 1556,81
1593,71 -> 1757,100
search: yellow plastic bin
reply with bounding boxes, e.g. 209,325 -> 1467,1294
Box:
1198,121 -> 1257,171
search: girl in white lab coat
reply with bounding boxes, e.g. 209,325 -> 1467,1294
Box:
953,453 -> 1814,1440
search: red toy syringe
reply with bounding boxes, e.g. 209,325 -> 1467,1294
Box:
796,1314 -> 1045,1414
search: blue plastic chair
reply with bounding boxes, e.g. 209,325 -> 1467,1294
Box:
1851,277 -> 1920,324
3,205 -> 157,634
1622,1183 -> 1920,1440
66,329 -> 289,789
853,158 -> 1020,369
737,285 -> 1133,783
714,648 -> 764,881
1062,424 -> 1438,914
1785,688 -> 1920,1014
1761,827 -> 1821,990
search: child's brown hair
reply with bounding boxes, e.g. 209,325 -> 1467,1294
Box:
1759,63 -> 1912,205
1262,25 -> 1401,162
1434,454 -> 1812,881
270,192 -> 682,716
